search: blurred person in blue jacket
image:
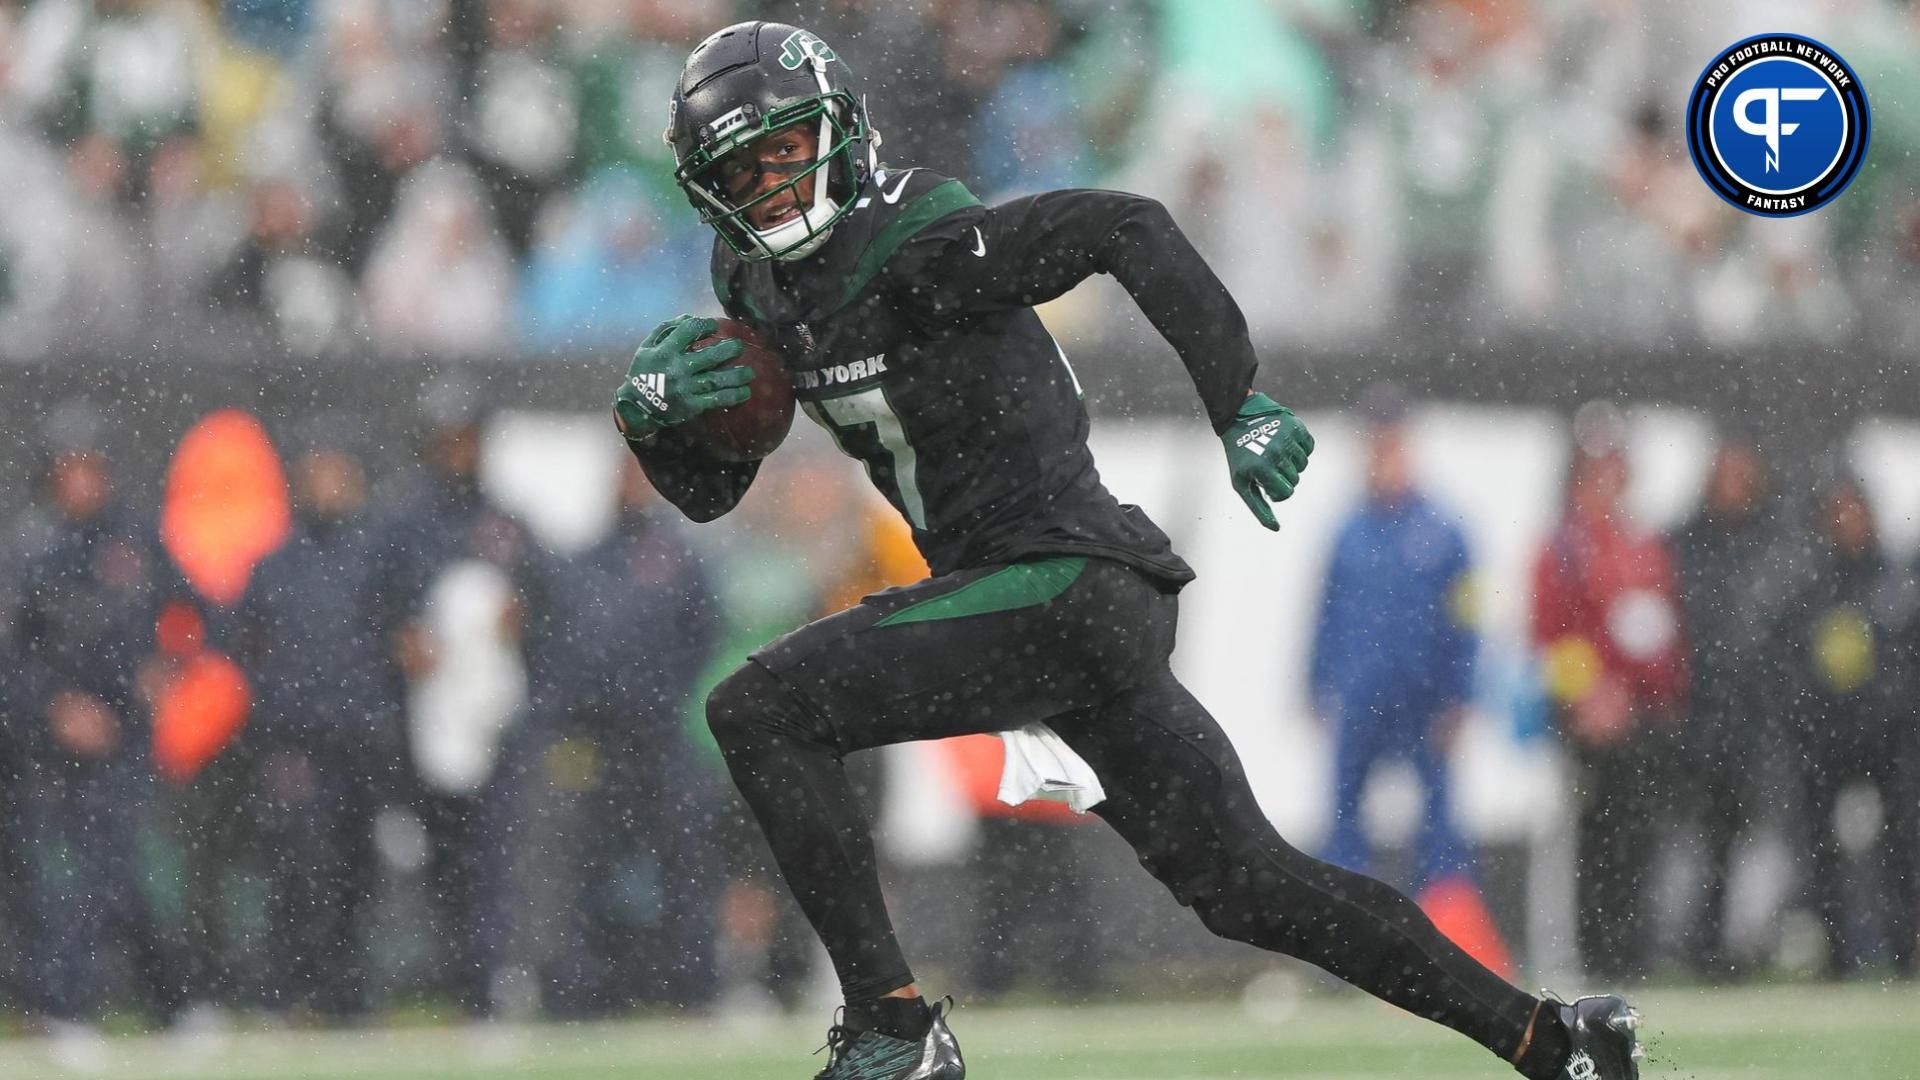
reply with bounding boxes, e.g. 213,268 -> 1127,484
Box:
10,404 -> 188,1030
522,455 -> 728,1015
221,0 -> 314,57
518,167 -> 708,350
231,415 -> 395,1020
967,14 -> 1095,199
1310,385 -> 1479,897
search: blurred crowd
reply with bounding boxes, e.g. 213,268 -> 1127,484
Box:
0,389 -> 901,1035
1315,395 -> 1918,988
0,0 -> 1917,361
4,385 -> 1917,1042
1529,404 -> 1917,985
4,0 -> 1920,1047
5,375 -> 1140,1044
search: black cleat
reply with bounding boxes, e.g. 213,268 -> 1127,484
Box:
1550,993 -> 1643,1080
813,997 -> 965,1080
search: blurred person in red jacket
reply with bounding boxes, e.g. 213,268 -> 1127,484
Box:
1530,403 -> 1687,982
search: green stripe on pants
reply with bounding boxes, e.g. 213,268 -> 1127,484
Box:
873,556 -> 1088,628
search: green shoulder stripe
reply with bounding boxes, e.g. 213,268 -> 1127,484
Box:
874,557 -> 1087,628
831,178 -> 981,315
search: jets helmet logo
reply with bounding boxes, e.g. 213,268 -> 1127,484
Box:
778,29 -> 837,71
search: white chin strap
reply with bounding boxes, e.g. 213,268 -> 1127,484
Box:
757,197 -> 840,261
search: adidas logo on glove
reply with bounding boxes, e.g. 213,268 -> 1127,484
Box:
629,373 -> 669,412
1236,417 -> 1286,455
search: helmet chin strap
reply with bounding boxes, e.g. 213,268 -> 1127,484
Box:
863,94 -> 883,171
759,197 -> 840,261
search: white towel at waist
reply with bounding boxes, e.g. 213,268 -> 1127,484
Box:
996,722 -> 1105,813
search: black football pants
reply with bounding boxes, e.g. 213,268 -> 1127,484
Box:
706,556 -> 1539,1064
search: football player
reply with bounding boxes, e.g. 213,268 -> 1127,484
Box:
612,21 -> 1642,1080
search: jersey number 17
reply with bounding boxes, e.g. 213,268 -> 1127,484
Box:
803,385 -> 929,530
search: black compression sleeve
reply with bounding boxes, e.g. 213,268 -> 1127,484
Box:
894,189 -> 1258,433
626,428 -> 760,523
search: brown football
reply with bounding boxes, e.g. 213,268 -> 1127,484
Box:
684,319 -> 795,462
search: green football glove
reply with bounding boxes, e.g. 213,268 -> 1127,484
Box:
612,315 -> 754,444
1222,392 -> 1314,531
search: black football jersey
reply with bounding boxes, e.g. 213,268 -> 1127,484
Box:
632,168 -> 1262,589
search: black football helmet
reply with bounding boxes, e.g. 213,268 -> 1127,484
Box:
665,21 -> 878,262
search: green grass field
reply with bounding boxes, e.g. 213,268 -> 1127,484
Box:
3,982 -> 1913,1079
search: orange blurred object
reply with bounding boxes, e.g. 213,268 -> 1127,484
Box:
820,497 -> 930,615
151,648 -> 250,784
1417,873 -> 1515,980
161,408 -> 291,608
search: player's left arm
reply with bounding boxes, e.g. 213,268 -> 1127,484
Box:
894,188 -> 1312,528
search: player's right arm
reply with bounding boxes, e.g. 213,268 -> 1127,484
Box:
892,187 -> 1313,529
892,189 -> 1253,429
614,315 -> 760,522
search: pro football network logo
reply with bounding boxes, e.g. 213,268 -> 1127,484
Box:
1686,33 -> 1869,218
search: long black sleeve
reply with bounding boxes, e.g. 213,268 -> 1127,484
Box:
889,188 -> 1259,434
627,425 -> 761,523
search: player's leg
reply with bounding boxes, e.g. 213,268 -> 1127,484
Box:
703,556 -> 1173,1075
1050,668 -> 1639,1080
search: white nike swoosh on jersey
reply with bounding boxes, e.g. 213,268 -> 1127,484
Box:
970,226 -> 987,257
880,169 -> 917,203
